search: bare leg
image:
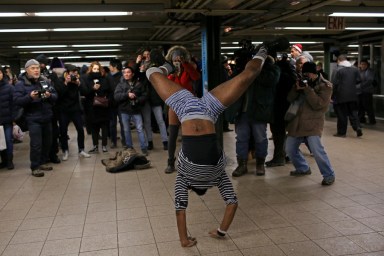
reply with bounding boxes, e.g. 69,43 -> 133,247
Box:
209,204 -> 238,238
176,210 -> 197,247
210,58 -> 264,107
147,73 -> 183,102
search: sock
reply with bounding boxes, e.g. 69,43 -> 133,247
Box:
253,46 -> 267,64
146,67 -> 163,80
159,63 -> 173,75
168,125 -> 179,160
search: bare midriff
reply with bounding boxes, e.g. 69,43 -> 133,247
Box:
181,119 -> 215,135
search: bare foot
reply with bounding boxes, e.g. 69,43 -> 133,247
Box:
209,229 -> 225,239
181,237 -> 197,247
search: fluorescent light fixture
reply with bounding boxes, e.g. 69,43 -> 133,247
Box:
35,12 -> 132,17
0,29 -> 47,33
52,27 -> 128,32
221,46 -> 240,49
72,44 -> 122,47
13,45 -> 68,48
346,27 -> 384,30
307,51 -> 324,53
221,52 -> 234,55
290,41 -> 322,44
31,50 -> 74,54
251,42 -> 262,44
78,49 -> 120,52
85,55 -> 121,58
347,45 -> 359,47
49,56 -> 82,59
283,27 -> 325,30
0,13 -> 26,17
350,52 -> 359,55
330,12 -> 384,17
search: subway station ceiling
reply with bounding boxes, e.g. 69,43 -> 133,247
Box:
0,0 -> 383,65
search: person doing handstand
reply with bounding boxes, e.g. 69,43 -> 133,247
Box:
146,38 -> 289,247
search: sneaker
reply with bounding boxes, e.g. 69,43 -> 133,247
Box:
290,169 -> 311,176
102,146 -> 108,153
32,169 -> 44,177
322,176 -> 335,186
356,129 -> 363,137
89,146 -> 98,154
333,133 -> 346,138
39,164 -> 53,171
265,159 -> 285,167
49,155 -> 61,164
62,150 -> 69,161
79,150 -> 91,158
150,49 -> 174,74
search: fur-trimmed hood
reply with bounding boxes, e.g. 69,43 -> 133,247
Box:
165,45 -> 191,62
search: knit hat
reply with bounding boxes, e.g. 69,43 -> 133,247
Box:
65,64 -> 78,72
35,54 -> 49,65
302,62 -> 317,74
291,44 -> 303,53
25,59 -> 40,69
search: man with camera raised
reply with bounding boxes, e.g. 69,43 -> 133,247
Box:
14,59 -> 58,177
55,64 -> 90,161
285,62 -> 335,185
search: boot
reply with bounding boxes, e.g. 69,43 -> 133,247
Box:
7,153 -> 14,170
0,150 -> 7,169
147,141 -> 153,150
256,157 -> 266,176
165,157 -> 176,174
232,158 -> 248,177
162,141 -> 168,150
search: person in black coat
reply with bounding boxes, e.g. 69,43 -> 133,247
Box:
83,61 -> 112,153
13,59 -> 58,177
0,68 -> 15,170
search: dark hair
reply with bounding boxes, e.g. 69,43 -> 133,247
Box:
190,186 -> 208,196
122,66 -> 135,74
110,58 -> 122,71
360,59 -> 370,66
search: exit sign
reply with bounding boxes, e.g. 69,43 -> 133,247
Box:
327,17 -> 346,30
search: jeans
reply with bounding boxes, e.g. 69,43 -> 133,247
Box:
121,113 -> 147,150
2,123 -> 13,155
59,111 -> 85,152
235,114 -> 268,159
142,103 -> 168,143
109,108 -> 125,146
285,135 -> 335,178
27,119 -> 52,170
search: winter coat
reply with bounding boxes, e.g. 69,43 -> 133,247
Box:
0,78 -> 14,125
54,75 -> 88,113
331,61 -> 361,104
108,71 -> 122,107
114,78 -> 147,115
225,61 -> 280,123
286,74 -> 332,137
82,73 -> 111,123
359,68 -> 376,94
13,73 -> 57,123
167,62 -> 200,93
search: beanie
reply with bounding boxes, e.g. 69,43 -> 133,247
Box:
35,54 -> 49,65
25,59 -> 40,69
292,44 -> 303,53
302,62 -> 317,74
65,64 -> 78,72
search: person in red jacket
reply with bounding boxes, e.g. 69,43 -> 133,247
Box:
163,45 -> 201,173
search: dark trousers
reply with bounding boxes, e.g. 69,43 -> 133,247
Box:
269,121 -> 286,161
333,101 -> 361,135
109,108 -> 125,146
358,93 -> 376,124
49,116 -> 60,160
28,119 -> 52,170
59,111 -> 85,152
92,120 -> 108,147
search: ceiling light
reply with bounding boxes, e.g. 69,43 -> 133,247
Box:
78,49 -> 120,52
221,46 -> 240,49
84,55 -> 122,58
49,56 -> 82,59
0,13 -> 26,17
52,27 -> 128,32
72,44 -> 122,47
283,27 -> 325,30
30,50 -> 74,54
346,27 -> 384,30
13,45 -> 68,48
0,29 -> 47,33
35,12 -> 132,17
330,12 -> 384,17
290,41 -> 322,44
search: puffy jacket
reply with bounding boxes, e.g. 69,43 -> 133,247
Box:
54,76 -> 88,113
114,78 -> 147,114
0,78 -> 14,125
286,74 -> 332,137
13,73 -> 57,123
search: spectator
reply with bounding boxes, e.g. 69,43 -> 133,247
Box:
331,55 -> 362,137
285,62 -> 335,185
0,67 -> 14,169
13,59 -> 58,177
358,59 -> 376,125
55,64 -> 90,160
83,61 -> 112,153
114,66 -> 148,155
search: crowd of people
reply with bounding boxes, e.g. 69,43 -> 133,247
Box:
0,39 -> 379,247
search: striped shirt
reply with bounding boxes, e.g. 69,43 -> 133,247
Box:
174,150 -> 238,210
165,89 -> 226,123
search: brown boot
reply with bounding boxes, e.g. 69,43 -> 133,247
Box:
256,157 -> 265,176
232,158 -> 248,177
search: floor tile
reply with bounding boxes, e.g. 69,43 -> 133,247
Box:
264,226 -> 308,244
347,233 -> 384,252
315,236 -> 366,255
278,240 -> 329,256
80,234 -> 118,252
1,242 -> 44,256
41,238 -> 81,256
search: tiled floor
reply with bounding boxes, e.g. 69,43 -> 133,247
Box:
1,119 -> 384,256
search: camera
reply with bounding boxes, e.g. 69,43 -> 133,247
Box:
70,74 -> 78,82
36,81 -> 49,98
298,77 -> 309,87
